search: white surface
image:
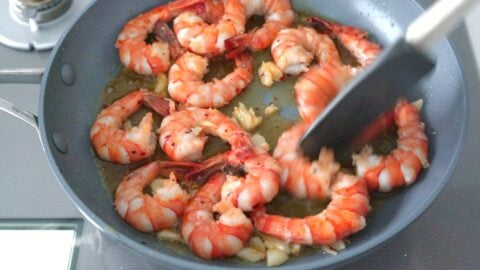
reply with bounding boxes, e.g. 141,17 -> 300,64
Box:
0,229 -> 76,270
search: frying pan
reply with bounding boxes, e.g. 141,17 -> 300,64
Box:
0,0 -> 475,269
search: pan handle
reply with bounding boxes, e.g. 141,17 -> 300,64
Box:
0,68 -> 43,130
0,98 -> 39,130
0,68 -> 44,84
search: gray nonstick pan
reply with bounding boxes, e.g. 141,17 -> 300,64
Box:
0,0 -> 476,269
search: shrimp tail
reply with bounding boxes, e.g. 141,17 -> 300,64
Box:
308,16 -> 381,68
308,16 -> 346,38
152,161 -> 203,178
224,33 -> 254,59
350,109 -> 396,150
152,21 -> 185,60
143,92 -> 176,117
184,154 -> 227,184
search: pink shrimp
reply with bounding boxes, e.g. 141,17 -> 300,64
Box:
273,22 -> 382,199
213,147 -> 282,212
294,20 -> 382,124
168,51 -> 253,108
353,99 -> 429,192
90,90 -> 175,164
270,28 -> 346,199
158,107 -> 281,210
268,27 -> 351,123
224,0 -> 295,55
271,27 -> 341,76
174,0 -> 247,55
116,0 -> 205,75
158,107 -> 254,162
114,161 -> 200,233
181,174 -> 253,259
253,173 -> 370,245
295,62 -> 353,124
273,123 -> 340,199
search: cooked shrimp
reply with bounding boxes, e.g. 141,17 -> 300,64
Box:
271,27 -> 341,75
224,0 -> 295,54
272,36 -> 348,198
181,174 -> 253,259
353,99 -> 429,192
295,63 -> 353,124
174,0 -> 246,55
252,173 -> 370,245
90,90 -> 174,164
291,22 -> 381,124
309,16 -> 382,68
158,107 -> 254,162
116,0 -> 205,75
273,123 -> 340,199
115,161 -> 200,233
159,107 -> 281,210
168,51 -> 253,108
213,147 -> 282,212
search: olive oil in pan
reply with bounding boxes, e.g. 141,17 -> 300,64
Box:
97,67 -> 395,232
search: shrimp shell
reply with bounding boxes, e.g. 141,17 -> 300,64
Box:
90,90 -> 174,164
116,0 -> 205,75
253,173 -> 370,245
115,161 -> 200,232
168,52 -> 253,108
174,0 -> 247,55
353,99 -> 429,192
181,174 -> 253,259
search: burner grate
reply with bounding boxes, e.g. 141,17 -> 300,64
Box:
10,0 -> 72,24
0,0 -> 90,50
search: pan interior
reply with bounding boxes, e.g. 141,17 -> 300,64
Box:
40,0 -> 466,269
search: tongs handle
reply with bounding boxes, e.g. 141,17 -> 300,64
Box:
406,0 -> 479,53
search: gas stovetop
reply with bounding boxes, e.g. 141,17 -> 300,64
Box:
1,1 -> 480,269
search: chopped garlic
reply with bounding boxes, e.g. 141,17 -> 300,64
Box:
232,102 -> 263,131
252,133 -> 270,152
320,245 -> 338,256
154,73 -> 168,95
264,104 -> 280,117
259,61 -> 283,87
236,247 -> 266,262
156,229 -> 182,242
261,234 -> 291,253
329,240 -> 346,251
320,240 -> 347,256
150,178 -> 166,191
249,236 -> 266,252
266,249 -> 289,267
412,99 -> 424,110
290,244 -> 302,256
